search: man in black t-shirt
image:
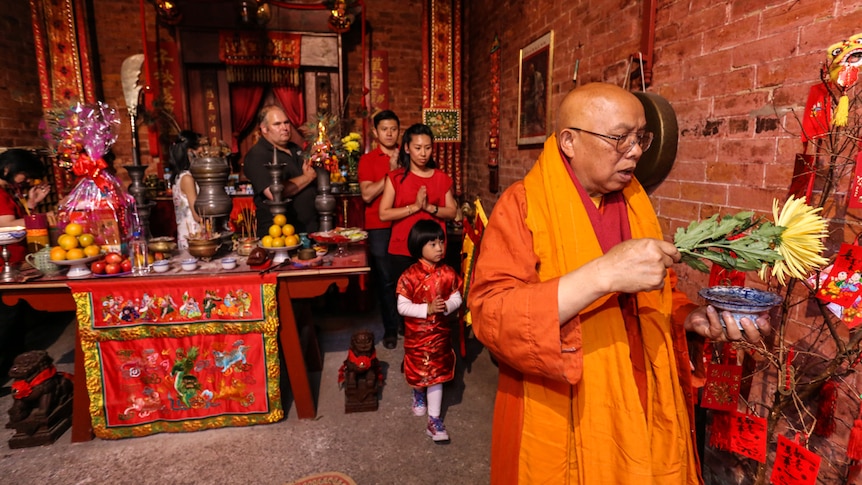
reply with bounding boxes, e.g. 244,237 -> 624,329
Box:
243,105 -> 318,237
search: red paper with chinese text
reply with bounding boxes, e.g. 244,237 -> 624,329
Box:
770,434 -> 821,485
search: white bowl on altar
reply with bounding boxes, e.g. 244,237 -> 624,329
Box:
152,260 -> 170,273
181,258 -> 198,271
221,257 -> 237,270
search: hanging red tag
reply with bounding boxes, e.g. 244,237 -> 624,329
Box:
815,243 -> 862,307
801,83 -> 831,143
848,149 -> 862,209
788,153 -> 816,201
701,363 -> 742,411
708,411 -> 733,451
771,434 -> 821,485
727,411 -> 767,463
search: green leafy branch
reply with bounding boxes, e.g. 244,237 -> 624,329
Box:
674,212 -> 786,273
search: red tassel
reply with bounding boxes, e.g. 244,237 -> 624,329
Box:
814,380 -> 837,437
848,403 -> 862,460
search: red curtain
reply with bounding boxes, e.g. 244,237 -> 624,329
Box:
272,86 -> 306,131
229,85 -> 265,152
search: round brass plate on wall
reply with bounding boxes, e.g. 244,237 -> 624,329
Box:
632,91 -> 679,192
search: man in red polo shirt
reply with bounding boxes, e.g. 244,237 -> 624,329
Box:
358,110 -> 402,349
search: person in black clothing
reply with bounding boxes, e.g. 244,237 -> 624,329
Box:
243,105 -> 317,237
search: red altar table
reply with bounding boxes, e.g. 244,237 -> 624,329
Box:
0,245 -> 369,442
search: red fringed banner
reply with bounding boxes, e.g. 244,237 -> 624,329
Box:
422,0 -> 463,196
69,273 -> 282,439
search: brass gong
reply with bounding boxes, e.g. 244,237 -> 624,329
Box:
632,91 -> 678,191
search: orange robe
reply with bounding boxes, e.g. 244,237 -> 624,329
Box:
469,135 -> 701,485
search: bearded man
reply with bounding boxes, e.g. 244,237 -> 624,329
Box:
243,105 -> 317,236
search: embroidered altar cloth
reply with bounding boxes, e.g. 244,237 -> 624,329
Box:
68,273 -> 283,439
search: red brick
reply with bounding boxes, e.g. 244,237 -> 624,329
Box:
761,0 -> 834,33
706,159 -> 766,185
680,181 -> 728,205
713,91 -> 771,117
701,16 -> 760,54
701,68 -> 756,97
725,185 -> 779,212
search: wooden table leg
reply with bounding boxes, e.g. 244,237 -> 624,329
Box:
71,325 -> 93,442
277,281 -> 316,419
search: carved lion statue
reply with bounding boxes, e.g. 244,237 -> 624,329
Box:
7,350 -> 72,434
338,329 -> 383,406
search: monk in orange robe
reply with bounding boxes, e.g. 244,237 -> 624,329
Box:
469,83 -> 772,485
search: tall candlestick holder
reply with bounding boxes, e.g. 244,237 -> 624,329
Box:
264,158 -> 288,216
314,167 -> 336,232
124,164 -> 155,238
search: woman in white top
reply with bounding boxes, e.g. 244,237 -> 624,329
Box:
170,131 -> 203,249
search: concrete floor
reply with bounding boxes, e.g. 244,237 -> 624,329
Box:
0,304 -> 497,485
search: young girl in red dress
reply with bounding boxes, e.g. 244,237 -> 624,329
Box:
396,219 -> 462,442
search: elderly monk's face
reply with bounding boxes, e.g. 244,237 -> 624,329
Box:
261,108 -> 292,148
558,84 -> 647,198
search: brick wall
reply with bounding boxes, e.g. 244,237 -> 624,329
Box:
343,0 -> 425,133
0,2 -> 43,147
91,0 -> 156,177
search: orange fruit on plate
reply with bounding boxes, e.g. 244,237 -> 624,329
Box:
285,234 -> 299,246
64,222 -> 83,237
83,244 -> 101,257
261,235 -> 273,248
49,246 -> 66,261
78,233 -> 95,247
273,214 -> 287,226
271,236 -> 285,247
282,224 -> 295,237
58,234 -> 79,250
268,225 -> 282,238
66,248 -> 85,260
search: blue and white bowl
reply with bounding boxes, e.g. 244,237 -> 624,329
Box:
181,258 -> 198,271
698,286 -> 782,328
221,257 -> 237,270
0,226 -> 27,244
152,260 -> 170,273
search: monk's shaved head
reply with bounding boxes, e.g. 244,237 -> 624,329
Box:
556,82 -> 647,197
556,83 -> 643,136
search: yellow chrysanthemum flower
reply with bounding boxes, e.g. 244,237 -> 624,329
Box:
759,196 -> 829,285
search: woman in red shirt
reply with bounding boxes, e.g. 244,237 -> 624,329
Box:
379,123 -> 458,290
0,149 -> 51,263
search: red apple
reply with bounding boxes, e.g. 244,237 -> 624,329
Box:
105,252 -> 123,264
105,262 -> 121,274
91,260 -> 106,274
120,259 -> 133,273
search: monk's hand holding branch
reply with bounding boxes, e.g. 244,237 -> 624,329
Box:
684,305 -> 771,343
558,239 -> 680,324
598,238 -> 680,294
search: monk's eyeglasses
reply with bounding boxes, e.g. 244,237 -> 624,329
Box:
567,127 -> 654,153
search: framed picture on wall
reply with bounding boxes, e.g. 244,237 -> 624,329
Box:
517,31 -> 554,146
